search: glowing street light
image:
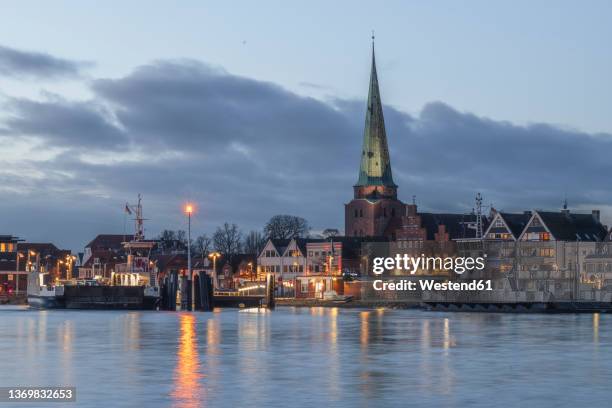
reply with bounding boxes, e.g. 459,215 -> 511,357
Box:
184,203 -> 195,311
208,251 -> 221,289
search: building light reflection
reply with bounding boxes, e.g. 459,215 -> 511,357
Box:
593,312 -> 600,344
360,311 -> 370,347
172,314 -> 202,408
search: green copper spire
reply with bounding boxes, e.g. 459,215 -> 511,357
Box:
356,38 -> 396,188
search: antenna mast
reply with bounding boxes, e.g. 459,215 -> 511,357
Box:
475,192 -> 483,239
126,194 -> 145,241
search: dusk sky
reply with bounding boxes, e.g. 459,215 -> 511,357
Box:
2,0 -> 612,251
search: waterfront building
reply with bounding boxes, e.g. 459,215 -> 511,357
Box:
258,238 -> 311,279
82,234 -> 133,266
296,236 -> 385,298
217,254 -> 257,289
0,235 -> 24,296
483,211 -> 531,241
0,236 -> 73,297
451,207 -> 611,301
18,243 -> 73,280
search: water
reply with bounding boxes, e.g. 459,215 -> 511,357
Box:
0,307 -> 609,408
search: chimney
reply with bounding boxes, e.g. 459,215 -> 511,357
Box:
592,210 -> 601,223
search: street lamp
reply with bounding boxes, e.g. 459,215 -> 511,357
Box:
208,251 -> 221,290
184,203 -> 194,311
248,261 -> 254,282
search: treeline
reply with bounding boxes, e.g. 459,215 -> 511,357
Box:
156,214 -> 310,258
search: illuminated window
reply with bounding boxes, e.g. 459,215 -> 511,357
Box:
538,248 -> 554,257
0,243 -> 5,252
540,232 -> 550,241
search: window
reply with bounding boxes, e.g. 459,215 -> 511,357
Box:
359,209 -> 363,217
354,209 -> 358,218
538,248 -> 554,257
391,208 -> 396,217
540,232 -> 550,241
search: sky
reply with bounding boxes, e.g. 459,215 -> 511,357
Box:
1,1 -> 612,251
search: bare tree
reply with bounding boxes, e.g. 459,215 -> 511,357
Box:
243,230 -> 266,255
264,215 -> 310,239
193,234 -> 212,264
213,223 -> 242,257
157,230 -> 187,253
176,230 -> 187,246
322,228 -> 340,238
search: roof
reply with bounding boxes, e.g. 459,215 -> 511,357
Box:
0,235 -> 22,243
420,213 -> 489,240
85,234 -> 133,250
355,42 -> 396,188
307,236 -> 389,259
497,212 -> 532,238
294,237 -> 325,255
152,254 -> 187,271
270,239 -> 290,256
535,211 -> 607,242
17,242 -> 62,255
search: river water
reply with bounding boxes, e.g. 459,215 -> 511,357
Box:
0,306 -> 609,407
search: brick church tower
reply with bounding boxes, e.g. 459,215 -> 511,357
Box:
345,40 -> 405,238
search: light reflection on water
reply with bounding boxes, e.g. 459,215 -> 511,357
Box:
0,307 -> 610,407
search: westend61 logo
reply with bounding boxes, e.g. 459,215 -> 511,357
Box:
370,254 -> 492,292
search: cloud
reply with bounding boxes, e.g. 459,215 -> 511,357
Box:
0,45 -> 90,79
2,58 -> 612,250
3,96 -> 127,149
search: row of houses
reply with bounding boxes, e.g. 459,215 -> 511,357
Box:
0,235 -> 75,297
457,207 -> 612,301
3,203 -> 612,302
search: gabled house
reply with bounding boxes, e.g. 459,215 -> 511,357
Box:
257,238 -> 318,295
257,238 -> 289,277
484,211 -> 531,241
519,210 -> 607,242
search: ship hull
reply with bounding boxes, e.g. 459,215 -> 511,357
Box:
27,294 -> 66,309
29,286 -> 158,310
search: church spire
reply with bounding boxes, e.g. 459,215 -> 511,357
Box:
355,35 -> 396,189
